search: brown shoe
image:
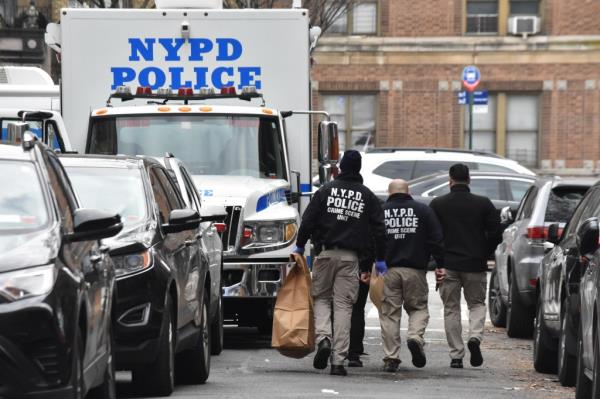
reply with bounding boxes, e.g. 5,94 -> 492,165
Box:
383,358 -> 400,372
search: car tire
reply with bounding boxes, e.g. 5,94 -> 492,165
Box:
71,328 -> 85,399
488,268 -> 507,327
87,323 -> 116,399
506,272 -> 534,338
133,296 -> 175,397
575,320 -> 592,399
557,298 -> 577,387
176,291 -> 211,384
533,297 -> 557,373
210,289 -> 224,356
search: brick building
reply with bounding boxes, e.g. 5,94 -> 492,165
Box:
311,0 -> 600,173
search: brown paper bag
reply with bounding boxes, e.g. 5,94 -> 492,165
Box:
369,264 -> 384,313
271,253 -> 315,359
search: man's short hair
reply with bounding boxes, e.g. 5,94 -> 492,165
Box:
449,163 -> 470,183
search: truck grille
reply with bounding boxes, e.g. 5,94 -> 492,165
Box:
221,206 -> 242,252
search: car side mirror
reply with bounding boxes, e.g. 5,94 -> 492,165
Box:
200,205 -> 227,222
163,209 -> 200,234
500,206 -> 514,225
317,120 -> 340,165
547,223 -> 561,245
69,209 -> 122,242
577,217 -> 599,259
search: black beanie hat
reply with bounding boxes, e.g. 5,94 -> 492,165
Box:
340,150 -> 362,174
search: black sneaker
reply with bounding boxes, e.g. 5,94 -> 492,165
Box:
468,338 -> 483,367
450,359 -> 463,369
330,365 -> 347,376
313,338 -> 331,370
383,359 -> 400,372
347,358 -> 363,367
407,339 -> 426,368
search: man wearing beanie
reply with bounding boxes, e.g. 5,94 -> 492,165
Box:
429,164 -> 501,369
293,149 -> 387,376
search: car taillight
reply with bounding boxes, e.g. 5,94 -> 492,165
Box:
527,226 -> 547,241
214,223 -> 227,233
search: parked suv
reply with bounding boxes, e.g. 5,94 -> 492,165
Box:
61,154 -> 210,396
533,181 -> 599,387
159,154 -> 227,355
0,134 -> 122,398
490,177 -> 591,339
361,148 -> 535,195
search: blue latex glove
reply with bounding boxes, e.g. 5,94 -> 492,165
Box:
292,246 -> 305,255
375,260 -> 388,275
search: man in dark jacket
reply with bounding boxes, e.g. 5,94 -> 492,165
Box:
380,179 -> 444,372
293,150 -> 386,376
429,164 -> 501,369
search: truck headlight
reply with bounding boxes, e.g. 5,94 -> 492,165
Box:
241,220 -> 297,250
113,251 -> 152,277
0,265 -> 56,302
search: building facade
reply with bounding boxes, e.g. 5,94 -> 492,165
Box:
311,0 -> 600,173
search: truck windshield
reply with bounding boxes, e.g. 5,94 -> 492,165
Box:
88,115 -> 287,180
0,160 -> 48,232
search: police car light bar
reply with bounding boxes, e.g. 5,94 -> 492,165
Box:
108,85 -> 262,104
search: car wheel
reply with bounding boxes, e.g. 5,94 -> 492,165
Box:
134,296 -> 175,397
533,297 -> 557,373
488,268 -> 507,327
210,289 -> 224,356
575,320 -> 592,399
176,291 -> 211,384
557,298 -> 577,387
87,323 -> 116,399
71,329 -> 85,399
506,271 -> 534,338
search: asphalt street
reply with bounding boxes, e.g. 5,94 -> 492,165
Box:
116,272 -> 575,399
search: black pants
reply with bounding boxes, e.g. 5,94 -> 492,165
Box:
348,281 -> 369,360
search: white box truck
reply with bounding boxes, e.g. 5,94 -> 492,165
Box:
46,1 -> 339,332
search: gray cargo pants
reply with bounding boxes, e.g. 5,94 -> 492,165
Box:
311,249 -> 360,366
439,270 -> 487,360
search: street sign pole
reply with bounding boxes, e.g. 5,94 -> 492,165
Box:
461,65 -> 481,151
468,90 -> 474,150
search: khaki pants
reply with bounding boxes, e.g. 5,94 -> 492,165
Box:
379,267 -> 429,361
439,270 -> 487,360
311,249 -> 359,366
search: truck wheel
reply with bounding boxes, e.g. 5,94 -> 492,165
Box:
506,272 -> 534,338
210,290 -> 224,355
557,298 -> 576,387
576,320 -> 592,399
134,296 -> 175,396
87,323 -> 116,399
533,298 -> 557,373
176,291 -> 211,384
488,268 -> 507,327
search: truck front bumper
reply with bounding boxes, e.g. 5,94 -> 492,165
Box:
222,260 -> 294,298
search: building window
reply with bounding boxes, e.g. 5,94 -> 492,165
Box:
506,95 -> 539,167
321,94 -> 377,152
464,94 -> 497,153
510,0 -> 540,15
466,0 -> 498,34
328,1 -> 378,35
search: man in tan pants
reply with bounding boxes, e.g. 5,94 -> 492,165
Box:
293,150 -> 387,376
380,180 -> 444,372
430,164 -> 501,368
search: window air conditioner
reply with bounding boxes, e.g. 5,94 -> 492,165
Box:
508,15 -> 541,37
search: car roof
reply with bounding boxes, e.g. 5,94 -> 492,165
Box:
0,143 -> 34,161
367,147 -> 504,158
532,175 -> 597,189
59,154 -> 159,169
409,171 -> 536,185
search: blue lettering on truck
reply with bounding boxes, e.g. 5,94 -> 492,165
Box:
111,37 -> 261,90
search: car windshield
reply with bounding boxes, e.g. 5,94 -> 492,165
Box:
65,166 -> 147,226
88,115 -> 287,180
545,187 -> 589,224
0,160 -> 48,232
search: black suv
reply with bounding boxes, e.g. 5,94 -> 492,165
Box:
61,155 -> 210,396
534,181 -> 600,387
0,134 -> 122,398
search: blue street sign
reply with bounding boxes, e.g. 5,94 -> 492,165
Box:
462,65 -> 481,92
458,90 -> 488,105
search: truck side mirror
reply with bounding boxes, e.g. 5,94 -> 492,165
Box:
319,164 -> 333,185
6,122 -> 29,145
318,121 -> 340,164
577,217 -> 599,259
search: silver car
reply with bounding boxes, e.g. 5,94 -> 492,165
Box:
489,177 -> 591,338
